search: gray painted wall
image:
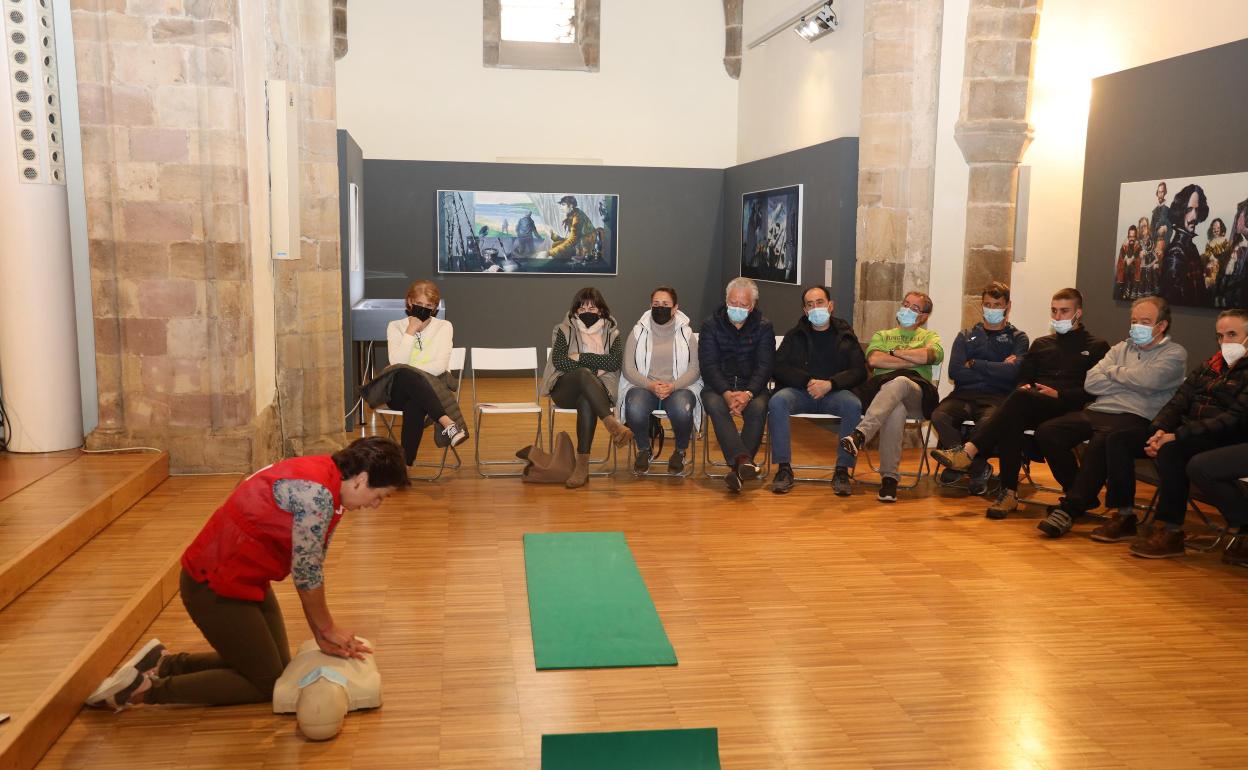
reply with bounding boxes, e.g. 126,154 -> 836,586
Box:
360,159 -> 726,356
721,138 -> 859,335
338,131 -> 365,426
1077,39 -> 1248,358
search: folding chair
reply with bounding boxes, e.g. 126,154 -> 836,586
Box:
470,347 -> 543,477
373,348 -> 466,482
860,363 -> 942,489
544,348 -> 617,476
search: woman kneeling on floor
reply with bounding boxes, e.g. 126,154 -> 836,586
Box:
86,437 -> 408,709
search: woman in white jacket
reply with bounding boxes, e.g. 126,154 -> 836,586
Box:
618,286 -> 702,474
383,280 -> 465,467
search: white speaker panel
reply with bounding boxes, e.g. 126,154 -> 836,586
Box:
3,0 -> 62,185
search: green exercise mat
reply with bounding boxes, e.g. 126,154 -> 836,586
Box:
542,728 -> 720,770
523,531 -> 677,669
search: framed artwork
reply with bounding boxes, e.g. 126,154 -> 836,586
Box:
1113,172 -> 1248,308
741,184 -> 802,285
437,190 -> 619,275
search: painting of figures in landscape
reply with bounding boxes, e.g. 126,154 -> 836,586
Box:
437,190 -> 619,275
1112,171 -> 1248,308
741,184 -> 802,285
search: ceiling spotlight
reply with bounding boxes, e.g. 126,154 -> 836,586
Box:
794,2 -> 838,42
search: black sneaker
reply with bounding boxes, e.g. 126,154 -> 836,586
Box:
771,464 -> 795,494
832,467 -> 852,497
667,449 -> 685,474
877,476 -> 898,503
736,456 -> 760,481
724,468 -> 743,493
938,467 -> 964,486
1037,507 -> 1075,538
840,429 -> 865,458
633,448 -> 652,473
967,460 -> 994,496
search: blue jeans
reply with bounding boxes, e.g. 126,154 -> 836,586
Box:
767,386 -> 862,468
624,387 -> 696,452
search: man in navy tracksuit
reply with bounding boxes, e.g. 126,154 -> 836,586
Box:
929,282 -> 1029,494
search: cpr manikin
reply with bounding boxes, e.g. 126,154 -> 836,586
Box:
273,638 -> 381,740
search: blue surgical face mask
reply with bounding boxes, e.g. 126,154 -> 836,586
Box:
1129,323 -> 1156,346
726,305 -> 749,324
896,307 -> 919,327
1051,318 -> 1074,334
982,307 -> 1006,325
806,307 -> 831,327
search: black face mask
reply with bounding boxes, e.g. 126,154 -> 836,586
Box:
650,306 -> 673,325
578,311 -> 601,327
407,304 -> 434,321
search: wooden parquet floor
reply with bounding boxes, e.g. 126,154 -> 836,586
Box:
37,381 -> 1248,769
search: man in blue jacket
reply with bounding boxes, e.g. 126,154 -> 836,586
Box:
930,282 -> 1029,495
699,277 -> 775,492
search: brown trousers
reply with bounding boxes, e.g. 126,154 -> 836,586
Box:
145,570 -> 292,706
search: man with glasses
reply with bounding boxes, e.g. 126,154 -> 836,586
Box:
768,286 -> 868,495
930,282 -> 1029,496
839,291 -> 943,503
931,288 -> 1110,519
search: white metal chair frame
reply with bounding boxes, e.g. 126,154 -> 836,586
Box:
544,348 -> 616,476
374,347 -> 467,482
470,347 -> 543,477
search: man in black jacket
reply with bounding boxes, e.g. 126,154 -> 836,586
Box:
931,288 -> 1110,518
1095,309 -> 1248,559
768,286 -> 868,495
699,277 -> 775,492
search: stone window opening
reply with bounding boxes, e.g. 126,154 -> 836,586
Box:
484,0 -> 600,72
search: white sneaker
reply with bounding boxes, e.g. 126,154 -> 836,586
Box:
85,638 -> 165,709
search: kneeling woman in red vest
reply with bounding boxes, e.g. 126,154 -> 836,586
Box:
87,436 -> 409,709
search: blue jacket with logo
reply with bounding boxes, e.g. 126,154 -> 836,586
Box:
948,322 -> 1030,396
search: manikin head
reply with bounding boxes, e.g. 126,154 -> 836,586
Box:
296,670 -> 350,741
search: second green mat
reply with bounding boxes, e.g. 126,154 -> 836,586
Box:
523,531 -> 677,669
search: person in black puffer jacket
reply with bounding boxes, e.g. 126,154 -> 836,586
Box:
698,277 -> 774,493
1095,309 -> 1248,559
767,286 -> 867,495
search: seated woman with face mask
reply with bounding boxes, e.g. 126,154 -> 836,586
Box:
539,287 -> 633,488
382,280 -> 467,469
618,285 -> 702,474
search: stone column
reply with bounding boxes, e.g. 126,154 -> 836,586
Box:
73,0 -> 275,471
953,0 -> 1039,327
722,0 -> 741,79
854,0 -> 944,336
265,0 -> 347,457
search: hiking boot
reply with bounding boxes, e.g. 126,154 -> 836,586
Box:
938,467 -> 964,486
967,460 -> 993,496
985,488 -> 1018,519
832,467 -> 852,497
633,448 -> 652,473
1037,507 -> 1075,538
931,445 -> 973,472
1221,536 -> 1248,567
771,464 -> 795,494
735,455 -> 760,481
839,429 -> 865,458
667,449 -> 686,474
877,476 -> 899,503
1129,526 -> 1185,559
1090,512 -> 1138,543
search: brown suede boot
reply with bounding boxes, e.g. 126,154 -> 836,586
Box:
565,453 -> 590,488
602,415 -> 634,447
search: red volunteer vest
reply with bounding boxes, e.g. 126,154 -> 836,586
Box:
182,456 -> 344,601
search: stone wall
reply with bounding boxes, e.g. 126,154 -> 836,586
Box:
853,0 -> 944,336
74,0 -> 343,470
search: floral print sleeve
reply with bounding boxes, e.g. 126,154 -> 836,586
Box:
274,479 -> 336,591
